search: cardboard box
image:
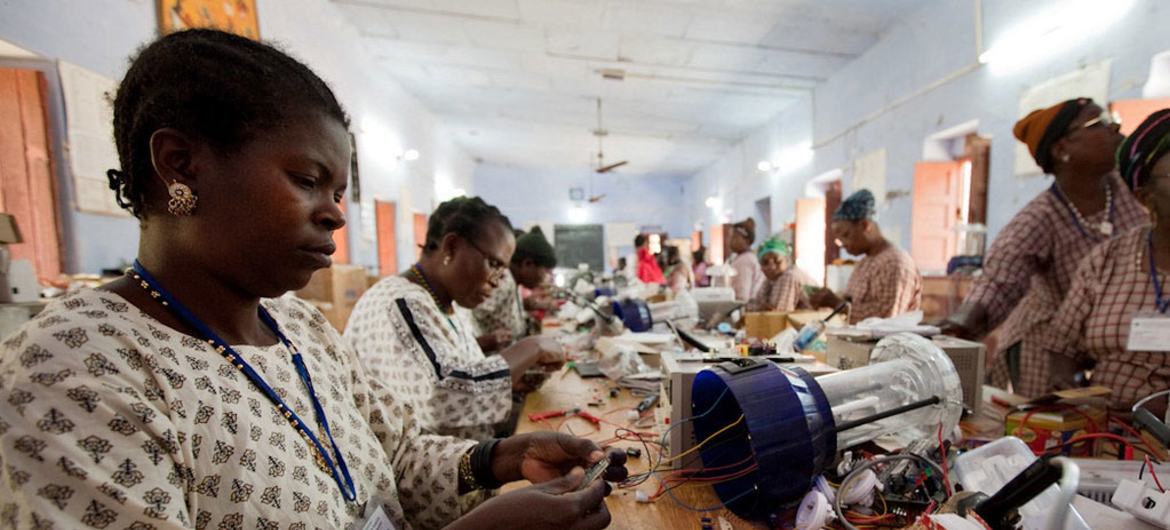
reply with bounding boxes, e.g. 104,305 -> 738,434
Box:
826,335 -> 875,370
296,264 -> 369,308
788,310 -> 845,330
1005,404 -> 1106,457
743,311 -> 790,340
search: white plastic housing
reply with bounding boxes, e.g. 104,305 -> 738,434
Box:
815,333 -> 964,449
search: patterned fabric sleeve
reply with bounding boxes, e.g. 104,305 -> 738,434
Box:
0,318 -> 193,529
1043,249 -> 1102,360
345,346 -> 477,530
965,209 -> 1050,329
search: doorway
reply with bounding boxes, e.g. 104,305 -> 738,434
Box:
0,66 -> 61,282
375,200 -> 396,275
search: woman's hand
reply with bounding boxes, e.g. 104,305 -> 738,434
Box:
490,432 -> 628,485
808,288 -> 843,309
448,469 -> 612,530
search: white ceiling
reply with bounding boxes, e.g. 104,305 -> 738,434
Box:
333,0 -> 926,176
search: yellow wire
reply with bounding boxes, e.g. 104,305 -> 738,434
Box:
662,415 -> 745,464
877,490 -> 887,515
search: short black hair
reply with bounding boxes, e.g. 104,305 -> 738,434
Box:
634,234 -> 647,247
1119,109 -> 1170,191
423,196 -> 513,253
109,29 -> 349,218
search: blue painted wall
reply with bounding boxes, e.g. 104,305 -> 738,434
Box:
474,163 -> 695,266
693,0 -> 1170,254
0,0 -> 476,275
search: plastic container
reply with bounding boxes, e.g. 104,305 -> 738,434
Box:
815,333 -> 964,449
953,436 -> 1090,530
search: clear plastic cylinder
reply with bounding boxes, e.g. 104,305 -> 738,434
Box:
814,333 -> 963,449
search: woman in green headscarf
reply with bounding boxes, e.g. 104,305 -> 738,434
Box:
745,237 -> 810,312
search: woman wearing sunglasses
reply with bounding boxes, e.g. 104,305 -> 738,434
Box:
1043,109 -> 1170,410
346,197 -> 566,441
942,98 -> 1147,397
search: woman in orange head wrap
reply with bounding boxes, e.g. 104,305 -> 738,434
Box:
942,98 -> 1148,397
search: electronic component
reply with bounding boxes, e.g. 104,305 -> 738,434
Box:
625,447 -> 641,458
689,333 -> 963,517
634,393 -> 659,413
576,457 -> 610,491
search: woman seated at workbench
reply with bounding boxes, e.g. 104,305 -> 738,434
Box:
745,237 -> 811,312
0,30 -> 624,530
346,197 -> 566,441
809,189 -> 922,324
1043,111 -> 1170,411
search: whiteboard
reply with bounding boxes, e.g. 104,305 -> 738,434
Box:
1014,60 -> 1112,178
57,61 -> 128,217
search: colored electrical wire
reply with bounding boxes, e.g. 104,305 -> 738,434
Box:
936,422 -> 952,495
662,415 -> 745,465
1042,432 -> 1161,460
833,454 -> 949,530
1147,455 -> 1166,493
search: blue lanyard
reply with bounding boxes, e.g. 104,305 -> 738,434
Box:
131,261 -> 357,502
1147,232 -> 1170,314
1049,183 -> 1113,240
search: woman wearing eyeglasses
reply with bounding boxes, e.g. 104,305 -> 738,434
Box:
941,98 -> 1148,397
1042,110 -> 1170,410
346,197 -> 566,441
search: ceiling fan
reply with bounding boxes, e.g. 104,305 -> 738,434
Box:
592,98 -> 628,174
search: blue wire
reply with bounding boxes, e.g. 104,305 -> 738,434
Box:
665,484 -> 755,512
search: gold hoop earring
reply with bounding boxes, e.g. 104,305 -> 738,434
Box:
167,182 -> 197,216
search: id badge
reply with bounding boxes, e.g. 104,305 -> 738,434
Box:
356,498 -> 398,530
1127,312 -> 1170,352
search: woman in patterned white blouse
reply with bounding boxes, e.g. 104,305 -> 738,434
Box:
346,198 -> 567,441
0,29 -> 624,530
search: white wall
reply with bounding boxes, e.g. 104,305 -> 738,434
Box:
0,0 -> 477,274
691,0 -> 1170,256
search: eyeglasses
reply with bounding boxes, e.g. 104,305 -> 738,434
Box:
464,238 -> 508,280
1071,111 -> 1119,133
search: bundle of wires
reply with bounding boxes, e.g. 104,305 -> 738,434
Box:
833,453 -> 950,530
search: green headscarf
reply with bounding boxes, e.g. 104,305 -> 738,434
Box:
757,237 -> 790,260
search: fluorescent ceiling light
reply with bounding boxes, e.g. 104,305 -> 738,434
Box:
979,0 -> 1134,72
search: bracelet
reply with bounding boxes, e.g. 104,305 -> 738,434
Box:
458,447 -> 478,493
472,438 -> 504,490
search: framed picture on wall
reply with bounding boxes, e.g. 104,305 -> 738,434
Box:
157,0 -> 260,39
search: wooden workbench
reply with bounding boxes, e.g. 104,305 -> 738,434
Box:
507,367 -> 769,530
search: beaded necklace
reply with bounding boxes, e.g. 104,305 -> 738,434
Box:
1050,180 -> 1114,238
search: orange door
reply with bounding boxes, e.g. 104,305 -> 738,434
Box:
332,199 -> 349,264
911,161 -> 965,273
709,225 -> 724,265
375,200 -> 396,275
795,197 -> 826,286
1111,98 -> 1170,135
0,68 -> 60,282
413,212 -> 428,259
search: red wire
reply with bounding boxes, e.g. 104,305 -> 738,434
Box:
1148,455 -> 1166,493
1044,432 -> 1138,455
937,422 -> 952,494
